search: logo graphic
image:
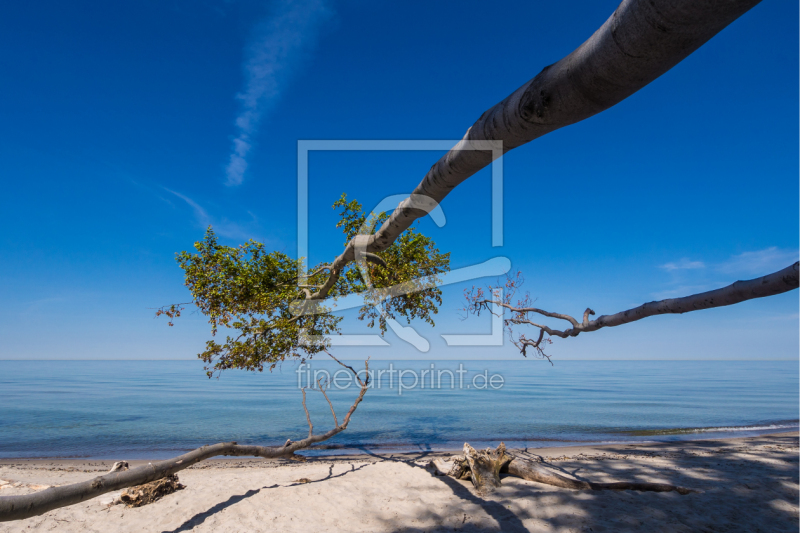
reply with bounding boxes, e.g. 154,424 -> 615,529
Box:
296,140 -> 508,351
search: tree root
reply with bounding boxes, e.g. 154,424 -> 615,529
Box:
430,443 -> 695,495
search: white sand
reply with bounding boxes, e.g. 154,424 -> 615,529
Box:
1,433 -> 797,532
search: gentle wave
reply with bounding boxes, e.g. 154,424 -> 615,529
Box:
618,421 -> 799,437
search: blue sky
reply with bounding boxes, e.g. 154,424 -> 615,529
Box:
0,0 -> 797,361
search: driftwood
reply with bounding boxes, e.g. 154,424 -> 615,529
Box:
0,357 -> 369,522
431,443 -> 693,495
108,461 -> 129,473
118,474 -> 185,507
463,443 -> 512,495
432,443 -> 512,495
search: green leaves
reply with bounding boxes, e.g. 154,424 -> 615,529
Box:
333,194 -> 450,334
175,195 -> 449,377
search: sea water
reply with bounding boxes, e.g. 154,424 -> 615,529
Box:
0,359 -> 796,459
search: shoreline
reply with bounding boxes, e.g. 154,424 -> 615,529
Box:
1,430 -> 796,468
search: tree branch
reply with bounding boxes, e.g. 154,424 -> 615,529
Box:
478,262 -> 799,357
0,359 -> 371,522
301,388 -> 313,438
317,379 -> 339,427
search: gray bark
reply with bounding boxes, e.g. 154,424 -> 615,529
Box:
311,0 -> 762,300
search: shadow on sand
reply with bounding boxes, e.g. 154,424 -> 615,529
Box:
161,434 -> 798,533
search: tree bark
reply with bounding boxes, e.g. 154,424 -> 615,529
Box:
313,0 -> 762,299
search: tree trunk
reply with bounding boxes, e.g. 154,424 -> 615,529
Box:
315,0 -> 763,298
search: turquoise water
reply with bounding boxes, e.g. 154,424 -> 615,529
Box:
0,360 -> 797,459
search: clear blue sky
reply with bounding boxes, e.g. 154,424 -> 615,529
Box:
0,0 -> 797,361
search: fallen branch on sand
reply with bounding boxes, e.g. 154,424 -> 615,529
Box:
0,359 -> 369,522
430,443 -> 694,495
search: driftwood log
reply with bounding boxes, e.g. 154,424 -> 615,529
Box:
431,443 -> 693,496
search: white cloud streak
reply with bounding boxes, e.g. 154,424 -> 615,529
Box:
660,258 -> 705,271
163,187 -> 261,242
225,0 -> 333,186
163,187 -> 210,225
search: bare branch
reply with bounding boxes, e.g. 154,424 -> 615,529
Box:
301,388 -> 313,438
582,308 -> 595,327
317,378 -> 339,427
488,301 -> 580,328
325,350 -> 369,387
479,262 -> 799,358
308,265 -> 331,277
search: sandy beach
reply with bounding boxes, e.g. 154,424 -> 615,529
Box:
0,432 -> 797,532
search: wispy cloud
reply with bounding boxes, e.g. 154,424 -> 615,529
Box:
225,0 -> 333,186
660,258 -> 705,271
163,188 -> 261,242
718,247 -> 799,277
164,188 -> 210,224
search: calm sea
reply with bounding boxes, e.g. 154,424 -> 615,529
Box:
0,360 -> 797,459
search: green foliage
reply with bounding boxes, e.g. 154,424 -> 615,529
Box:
332,194 -> 450,334
169,194 -> 449,377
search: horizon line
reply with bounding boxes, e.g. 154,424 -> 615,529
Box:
0,358 -> 796,362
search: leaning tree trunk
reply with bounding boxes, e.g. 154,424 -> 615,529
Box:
431,443 -> 693,495
308,0 -> 763,301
